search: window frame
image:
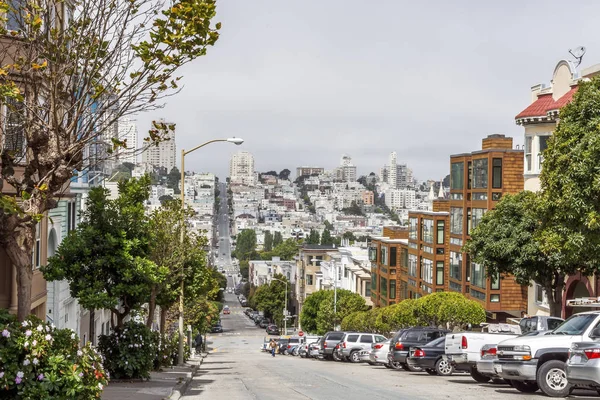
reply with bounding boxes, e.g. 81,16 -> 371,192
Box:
421,258 -> 433,284
472,158 -> 488,189
525,136 -> 533,172
492,158 -> 502,189
436,261 -> 444,285
436,220 -> 445,245
450,207 -> 463,235
450,162 -> 464,190
450,251 -> 462,281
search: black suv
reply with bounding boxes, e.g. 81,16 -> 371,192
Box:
389,327 -> 449,371
318,331 -> 346,360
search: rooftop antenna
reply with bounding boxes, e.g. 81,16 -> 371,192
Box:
568,46 -> 586,68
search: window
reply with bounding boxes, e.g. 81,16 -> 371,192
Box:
365,285 -> 371,297
492,158 -> 502,189
449,281 -> 462,292
467,208 -> 472,235
6,0 -> 25,32
32,223 -> 41,269
375,335 -> 386,343
491,272 -> 500,290
467,161 -> 472,189
451,162 -> 464,190
422,245 -> 433,254
422,219 -> 433,243
359,335 -> 373,343
490,294 -> 500,303
471,208 -> 486,232
450,193 -> 463,200
472,192 -> 487,201
67,201 -> 77,232
525,136 -> 533,172
390,247 -> 397,266
450,207 -> 463,235
4,98 -> 26,158
401,248 -> 408,268
347,334 -> 359,342
306,274 -> 314,285
390,280 -> 396,299
547,318 -> 563,331
408,254 -> 417,277
471,262 -> 485,289
450,251 -> 462,281
535,284 -> 548,307
409,242 -> 418,249
409,218 -> 418,240
492,192 -> 502,201
472,159 -> 488,189
470,289 -> 486,300
381,246 -> 388,266
421,259 -> 433,284
368,246 -> 378,262
380,277 -> 388,298
436,221 -> 445,244
436,261 -> 444,285
450,237 -> 462,246
371,277 -> 377,292
538,135 -> 550,166
436,247 -> 444,255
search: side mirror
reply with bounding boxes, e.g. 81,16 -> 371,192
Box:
591,326 -> 600,339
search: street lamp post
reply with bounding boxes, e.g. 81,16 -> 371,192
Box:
178,137 -> 243,365
272,277 -> 288,335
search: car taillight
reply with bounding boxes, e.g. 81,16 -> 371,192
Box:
342,342 -> 346,348
481,347 -> 497,357
414,349 -> 425,357
374,344 -> 383,349
461,336 -> 468,349
287,345 -> 291,349
324,343 -> 327,348
584,349 -> 600,359
395,343 -> 404,350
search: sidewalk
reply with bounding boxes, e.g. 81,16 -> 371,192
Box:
102,354 -> 205,400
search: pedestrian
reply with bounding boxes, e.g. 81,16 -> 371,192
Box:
194,332 -> 203,354
269,339 -> 277,357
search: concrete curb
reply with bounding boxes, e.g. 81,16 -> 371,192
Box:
168,358 -> 203,400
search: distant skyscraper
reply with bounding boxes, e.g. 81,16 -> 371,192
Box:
388,152 -> 397,189
117,117 -> 138,164
141,119 -> 176,172
230,151 -> 255,185
337,154 -> 357,182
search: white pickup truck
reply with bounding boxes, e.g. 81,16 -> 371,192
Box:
494,310 -> 600,397
445,316 -> 564,383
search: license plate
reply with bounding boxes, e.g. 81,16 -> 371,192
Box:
360,351 -> 369,355
570,355 -> 582,364
494,364 -> 503,373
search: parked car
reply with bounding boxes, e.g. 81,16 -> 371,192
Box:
495,312 -> 598,397
319,331 -> 346,360
210,323 -> 223,333
337,332 -> 388,363
566,338 -> 600,395
475,344 -> 501,381
407,336 -> 453,376
285,336 -> 305,355
367,339 -> 391,366
266,324 -> 280,335
390,327 -> 449,371
277,338 -> 290,354
259,319 -> 270,329
308,338 -> 323,358
223,309 -> 230,315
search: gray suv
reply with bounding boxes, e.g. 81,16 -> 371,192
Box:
338,332 -> 387,363
319,331 -> 346,360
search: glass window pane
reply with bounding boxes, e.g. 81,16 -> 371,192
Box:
472,159 -> 488,189
450,251 -> 462,281
422,219 -> 433,243
390,280 -> 396,299
451,162 -> 464,190
409,218 -> 418,240
492,158 -> 502,189
450,207 -> 463,235
436,261 -> 444,285
436,221 -> 444,244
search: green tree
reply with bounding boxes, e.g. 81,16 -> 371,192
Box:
272,239 -> 299,260
0,0 -> 221,321
44,177 -> 167,328
315,289 -> 367,334
342,231 -> 356,242
464,191 -> 562,313
159,194 -> 174,205
273,231 -> 283,247
249,274 -> 290,327
342,201 -> 364,216
323,220 -> 334,231
306,229 -> 320,245
278,169 -> 291,180
321,228 -> 334,246
300,290 -> 330,334
167,167 -> 181,194
236,230 -> 257,260
264,230 -> 273,252
239,259 -> 249,280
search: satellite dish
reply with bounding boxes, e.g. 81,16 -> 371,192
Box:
568,46 -> 586,67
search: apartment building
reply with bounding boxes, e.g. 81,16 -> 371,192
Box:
296,166 -> 324,179
449,134 -> 527,320
516,60 -> 600,317
230,151 -> 256,185
369,226 -> 409,307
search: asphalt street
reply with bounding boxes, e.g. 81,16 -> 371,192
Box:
181,185 -> 599,399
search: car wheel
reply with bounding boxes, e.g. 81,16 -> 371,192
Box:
293,348 -> 299,356
405,363 -> 422,372
469,366 -> 491,383
384,363 -> 392,369
536,360 -> 571,397
425,369 -> 437,376
435,358 -> 453,376
509,380 -> 539,393
332,351 -> 342,362
349,351 -> 360,363
390,361 -> 403,370
368,362 -> 376,366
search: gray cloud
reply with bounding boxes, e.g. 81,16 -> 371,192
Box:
137,0 -> 600,180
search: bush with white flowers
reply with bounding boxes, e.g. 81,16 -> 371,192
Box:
98,321 -> 158,379
0,310 -> 107,399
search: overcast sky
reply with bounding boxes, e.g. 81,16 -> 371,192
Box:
136,0 -> 600,182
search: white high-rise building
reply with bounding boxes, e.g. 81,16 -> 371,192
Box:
117,117 -> 138,164
337,154 -> 357,182
388,152 -> 397,189
230,151 -> 255,185
141,120 -> 176,172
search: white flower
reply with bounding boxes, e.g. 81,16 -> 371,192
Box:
32,358 -> 39,365
21,321 -> 28,327
77,350 -> 83,356
98,383 -> 103,390
16,371 -> 24,378
24,341 -> 29,348
23,359 -> 30,366
45,334 -> 52,341
32,340 -> 37,346
36,325 -> 43,332
71,333 -> 76,340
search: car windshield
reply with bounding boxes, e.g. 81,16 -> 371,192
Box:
551,313 -> 598,335
425,336 -> 445,347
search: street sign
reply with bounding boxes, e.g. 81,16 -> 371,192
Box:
299,330 -> 304,337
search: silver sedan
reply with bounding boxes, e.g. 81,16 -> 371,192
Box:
366,339 -> 391,366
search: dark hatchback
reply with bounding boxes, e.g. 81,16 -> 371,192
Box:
319,331 -> 346,359
389,327 -> 449,371
407,336 -> 453,376
266,324 -> 280,335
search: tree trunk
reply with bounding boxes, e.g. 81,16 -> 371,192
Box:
89,309 -> 96,345
4,226 -> 35,322
546,273 -> 565,318
147,285 -> 157,328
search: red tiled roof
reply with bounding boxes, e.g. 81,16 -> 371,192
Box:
515,93 -> 556,119
515,86 -> 578,120
550,86 -> 578,111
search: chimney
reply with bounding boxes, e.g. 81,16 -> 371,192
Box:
482,134 -> 513,150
